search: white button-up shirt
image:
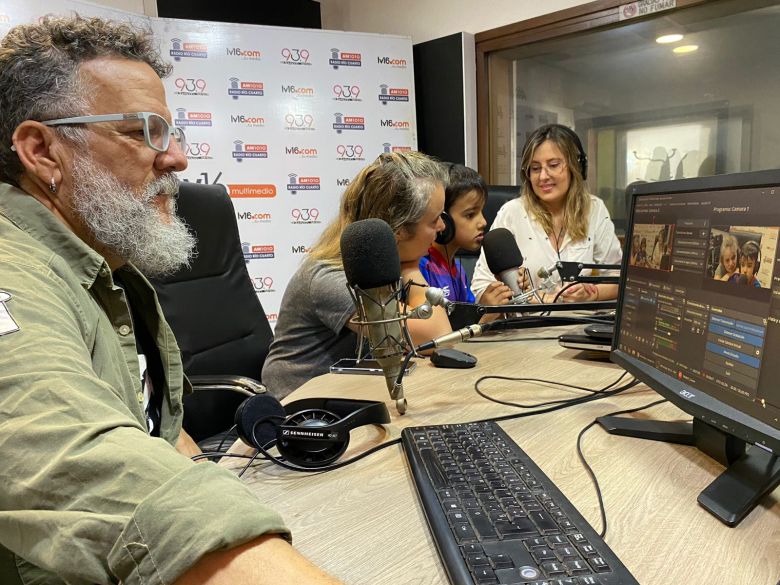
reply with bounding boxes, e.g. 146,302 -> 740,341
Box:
471,195 -> 623,299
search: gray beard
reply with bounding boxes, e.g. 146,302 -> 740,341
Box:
70,154 -> 196,277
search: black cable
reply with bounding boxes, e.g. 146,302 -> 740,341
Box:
252,436 -> 402,474
216,424 -> 238,453
474,370 -> 632,409
191,451 -> 258,462
552,281 -> 579,304
576,398 -> 668,538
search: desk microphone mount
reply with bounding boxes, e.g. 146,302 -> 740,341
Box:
553,260 -> 621,284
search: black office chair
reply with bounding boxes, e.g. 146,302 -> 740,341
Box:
149,181 -> 274,448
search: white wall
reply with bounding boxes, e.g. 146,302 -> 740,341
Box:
319,0 -> 588,44
83,0 -> 156,16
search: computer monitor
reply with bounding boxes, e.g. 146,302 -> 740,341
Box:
609,169 -> 780,527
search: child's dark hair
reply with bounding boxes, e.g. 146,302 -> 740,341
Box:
444,163 -> 487,211
742,239 -> 760,263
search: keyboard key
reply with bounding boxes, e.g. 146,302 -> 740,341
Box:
488,553 -> 513,569
540,560 -> 567,577
588,556 -> 611,573
564,559 -> 590,575
529,511 -> 560,535
471,566 -> 498,584
466,553 -> 490,569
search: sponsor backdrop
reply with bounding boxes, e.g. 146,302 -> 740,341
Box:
1,0 -> 417,327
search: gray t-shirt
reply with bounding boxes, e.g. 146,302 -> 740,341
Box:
262,257 -> 359,399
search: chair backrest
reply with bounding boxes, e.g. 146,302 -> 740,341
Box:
149,182 -> 273,381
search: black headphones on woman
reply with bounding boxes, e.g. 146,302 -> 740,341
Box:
233,393 -> 391,469
435,162 -> 458,245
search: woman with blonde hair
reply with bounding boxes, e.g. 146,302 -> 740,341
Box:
262,151 -> 452,399
471,124 -> 622,302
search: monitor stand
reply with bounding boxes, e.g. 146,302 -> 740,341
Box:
596,416 -> 780,526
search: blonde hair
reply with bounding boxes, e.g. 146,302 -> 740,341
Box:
720,233 -> 738,262
519,124 -> 591,242
309,151 -> 447,266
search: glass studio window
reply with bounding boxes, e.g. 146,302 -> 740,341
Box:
481,0 -> 780,234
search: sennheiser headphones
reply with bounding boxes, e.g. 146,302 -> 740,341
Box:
535,124 -> 588,180
234,394 -> 391,468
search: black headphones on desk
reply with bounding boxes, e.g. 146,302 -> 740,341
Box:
234,394 -> 391,468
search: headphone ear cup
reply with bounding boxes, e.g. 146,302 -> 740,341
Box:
276,408 -> 349,468
435,211 -> 456,245
234,393 -> 286,449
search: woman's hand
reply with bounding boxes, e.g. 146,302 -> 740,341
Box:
480,281 -> 513,306
557,283 -> 599,303
516,266 -> 531,292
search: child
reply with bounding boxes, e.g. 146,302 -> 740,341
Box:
635,237 -> 648,267
731,240 -> 762,287
716,233 -> 739,281
419,164 -> 512,308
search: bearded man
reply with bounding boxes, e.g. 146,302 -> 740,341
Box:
0,15 -> 339,585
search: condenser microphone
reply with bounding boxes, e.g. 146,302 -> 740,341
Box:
483,228 -> 523,297
341,218 -> 410,414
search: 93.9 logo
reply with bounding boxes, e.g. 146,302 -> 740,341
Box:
336,144 -> 364,159
281,48 -> 311,64
291,208 -> 320,223
174,77 -> 207,94
250,276 -> 274,292
185,142 -> 212,158
285,113 -> 314,129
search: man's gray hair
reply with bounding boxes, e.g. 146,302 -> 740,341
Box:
0,15 -> 171,185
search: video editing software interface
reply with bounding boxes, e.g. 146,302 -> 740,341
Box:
617,184 -> 780,434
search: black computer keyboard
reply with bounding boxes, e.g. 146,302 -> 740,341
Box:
401,421 -> 639,585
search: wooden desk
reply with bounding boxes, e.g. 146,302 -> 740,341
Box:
235,328 -> 780,584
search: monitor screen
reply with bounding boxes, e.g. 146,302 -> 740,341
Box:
610,169 -> 780,525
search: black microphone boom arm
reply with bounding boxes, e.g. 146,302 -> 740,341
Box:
476,300 -> 616,314
554,261 -> 621,284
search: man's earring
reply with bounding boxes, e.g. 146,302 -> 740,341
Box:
49,177 -> 57,193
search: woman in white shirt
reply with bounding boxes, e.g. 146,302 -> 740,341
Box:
471,124 -> 622,303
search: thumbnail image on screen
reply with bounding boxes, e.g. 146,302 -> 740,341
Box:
705,226 -> 778,289
629,223 -> 674,271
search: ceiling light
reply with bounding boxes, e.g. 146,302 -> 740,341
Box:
656,34 -> 684,44
673,45 -> 699,54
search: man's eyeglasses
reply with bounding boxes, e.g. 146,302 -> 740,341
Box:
525,159 -> 567,179
39,112 -> 186,153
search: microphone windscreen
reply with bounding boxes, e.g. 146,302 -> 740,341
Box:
341,218 -> 401,288
483,228 -> 524,274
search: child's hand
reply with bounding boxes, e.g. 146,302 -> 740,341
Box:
480,281 -> 513,306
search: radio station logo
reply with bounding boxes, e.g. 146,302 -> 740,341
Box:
291,208 -> 321,225
250,276 -> 275,294
174,77 -> 208,96
285,113 -> 315,131
380,118 -> 411,130
242,243 -> 275,262
281,48 -> 311,66
232,140 -> 268,162
336,144 -> 365,161
236,210 -> 272,223
228,184 -> 277,198
336,178 -> 351,187
383,142 -> 412,153
291,243 -> 312,254
226,47 -> 262,61
329,48 -> 362,69
175,108 -> 213,127
287,174 -> 321,194
332,84 -> 361,102
285,146 -> 319,158
185,142 -> 213,160
228,78 -> 264,99
230,114 -> 265,128
333,113 -> 365,133
170,38 -> 208,61
378,84 -> 410,105
281,84 -> 315,98
377,55 -> 408,68
266,312 -> 278,323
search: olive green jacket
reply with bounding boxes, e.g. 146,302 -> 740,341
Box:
0,183 -> 288,585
